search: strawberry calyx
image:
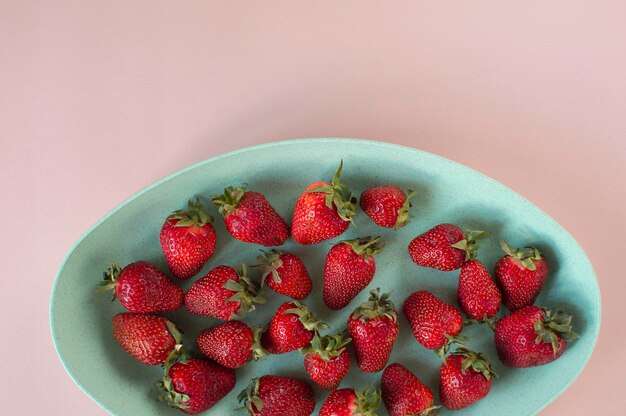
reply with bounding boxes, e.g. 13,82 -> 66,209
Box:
157,331 -> 191,412
435,333 -> 470,362
251,327 -> 269,361
256,249 -> 283,285
284,301 -> 329,332
351,288 -> 397,323
300,331 -> 352,362
451,347 -> 498,380
343,236 -> 386,258
500,240 -> 543,271
97,264 -> 122,300
237,377 -> 264,413
451,228 -> 488,261
535,308 -> 579,355
394,188 -> 416,229
354,385 -> 381,416
168,198 -> 213,227
222,264 -> 266,319
307,160 -> 357,223
212,185 -> 247,217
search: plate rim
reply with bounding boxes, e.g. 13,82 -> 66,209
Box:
50,137 -> 602,415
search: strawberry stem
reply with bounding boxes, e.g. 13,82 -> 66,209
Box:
307,160 -> 357,223
168,198 -> 213,226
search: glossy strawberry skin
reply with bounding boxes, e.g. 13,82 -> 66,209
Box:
319,388 -> 358,416
403,291 -> 463,350
184,266 -> 243,319
264,252 -> 312,300
348,311 -> 399,373
408,223 -> 466,271
112,313 -> 177,365
251,376 -> 316,416
113,262 -> 183,313
323,242 -> 377,310
291,182 -> 350,245
167,358 -> 236,415
495,255 -> 548,311
382,363 -> 435,416
261,302 -> 315,354
440,355 -> 492,410
359,185 -> 408,228
457,260 -> 502,319
304,349 -> 351,391
495,306 -> 567,367
197,320 -> 253,369
223,191 -> 289,246
160,219 -> 216,280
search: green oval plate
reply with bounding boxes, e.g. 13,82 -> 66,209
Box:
51,139 -> 600,415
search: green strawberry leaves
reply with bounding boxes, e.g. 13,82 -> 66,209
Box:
212,185 -> 247,217
169,198 -> 213,227
308,160 -> 357,223
535,308 -> 579,355
500,240 -> 543,271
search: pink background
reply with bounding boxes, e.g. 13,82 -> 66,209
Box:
1,1 -> 625,414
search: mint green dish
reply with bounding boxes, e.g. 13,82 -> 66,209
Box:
50,139 -> 600,415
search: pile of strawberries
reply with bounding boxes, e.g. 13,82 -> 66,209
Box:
100,162 -> 579,415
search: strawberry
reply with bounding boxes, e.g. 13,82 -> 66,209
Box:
439,348 -> 496,410
257,249 -> 312,300
403,291 -> 464,358
99,262 -> 183,313
408,224 -> 487,271
347,289 -> 399,373
238,375 -> 315,416
158,357 -> 236,414
112,313 -> 182,365
495,240 -> 549,311
160,198 -> 216,280
323,237 -> 385,310
381,363 -> 438,416
212,185 -> 289,246
457,259 -> 502,320
359,185 -> 415,229
184,264 -> 264,320
197,320 -> 266,369
495,306 -> 578,367
261,301 -> 327,354
291,161 -> 357,245
301,332 -> 352,390
319,386 -> 381,416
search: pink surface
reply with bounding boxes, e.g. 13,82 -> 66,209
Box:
1,1 -> 625,414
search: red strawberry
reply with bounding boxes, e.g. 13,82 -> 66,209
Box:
258,249 -> 312,300
184,264 -> 264,320
99,262 -> 183,313
457,259 -> 502,320
381,363 -> 438,416
495,240 -> 549,311
408,224 -> 487,271
439,348 -> 496,410
197,320 -> 266,369
112,313 -> 182,365
403,291 -> 464,358
238,375 -> 315,416
212,185 -> 289,246
261,301 -> 327,354
359,185 -> 415,229
319,386 -> 381,416
159,357 -> 236,414
323,237 -> 385,310
160,198 -> 216,280
495,306 -> 578,367
291,161 -> 357,245
347,289 -> 399,373
301,332 -> 351,390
